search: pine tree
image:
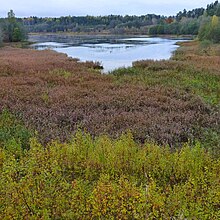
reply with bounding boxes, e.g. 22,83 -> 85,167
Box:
3,10 -> 27,42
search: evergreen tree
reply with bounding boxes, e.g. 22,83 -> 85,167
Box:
3,10 -> 27,42
216,3 -> 220,16
12,27 -> 23,42
7,10 -> 16,42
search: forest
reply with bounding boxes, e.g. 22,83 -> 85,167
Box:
21,0 -> 220,38
0,1 -> 220,42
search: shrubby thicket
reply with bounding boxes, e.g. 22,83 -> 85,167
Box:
0,110 -> 220,219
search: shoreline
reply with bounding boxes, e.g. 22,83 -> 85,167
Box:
28,35 -> 190,72
28,32 -> 194,39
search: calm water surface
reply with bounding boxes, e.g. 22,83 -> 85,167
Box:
29,35 -> 187,72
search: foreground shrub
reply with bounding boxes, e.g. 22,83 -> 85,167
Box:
0,131 -> 220,219
0,109 -> 32,153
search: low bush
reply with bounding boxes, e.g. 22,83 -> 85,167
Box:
0,46 -> 219,151
0,109 -> 32,153
0,131 -> 219,219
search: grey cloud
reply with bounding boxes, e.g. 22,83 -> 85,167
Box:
0,0 -> 213,17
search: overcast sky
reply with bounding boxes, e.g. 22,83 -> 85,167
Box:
0,0 -> 214,17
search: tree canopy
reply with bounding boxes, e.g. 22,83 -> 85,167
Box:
198,15 -> 220,42
0,10 -> 27,43
0,2 -> 220,43
18,1 -> 220,38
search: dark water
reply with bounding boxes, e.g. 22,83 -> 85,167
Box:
29,34 -> 187,72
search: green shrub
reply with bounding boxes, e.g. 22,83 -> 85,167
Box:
0,109 -> 32,153
0,131 -> 220,219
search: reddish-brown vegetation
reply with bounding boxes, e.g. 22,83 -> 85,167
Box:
0,46 -> 219,146
0,46 -> 100,75
174,41 -> 220,73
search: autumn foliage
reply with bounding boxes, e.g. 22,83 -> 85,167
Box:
0,41 -> 220,219
0,46 -> 219,147
0,128 -> 220,219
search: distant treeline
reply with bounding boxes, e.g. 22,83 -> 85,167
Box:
0,1 -> 220,44
22,14 -> 162,35
18,1 -> 219,37
149,1 -> 220,36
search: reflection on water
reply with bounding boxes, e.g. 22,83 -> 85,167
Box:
29,35 -> 187,72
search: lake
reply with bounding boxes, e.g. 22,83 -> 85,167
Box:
29,34 -> 187,72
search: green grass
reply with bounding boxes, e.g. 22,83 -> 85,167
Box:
49,69 -> 72,79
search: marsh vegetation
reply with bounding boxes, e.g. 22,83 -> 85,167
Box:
0,2 -> 220,219
0,39 -> 220,218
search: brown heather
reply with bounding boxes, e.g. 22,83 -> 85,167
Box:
134,42 -> 220,75
174,42 -> 220,74
0,46 -> 219,146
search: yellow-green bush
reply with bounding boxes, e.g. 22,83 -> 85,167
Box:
0,131 -> 220,219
